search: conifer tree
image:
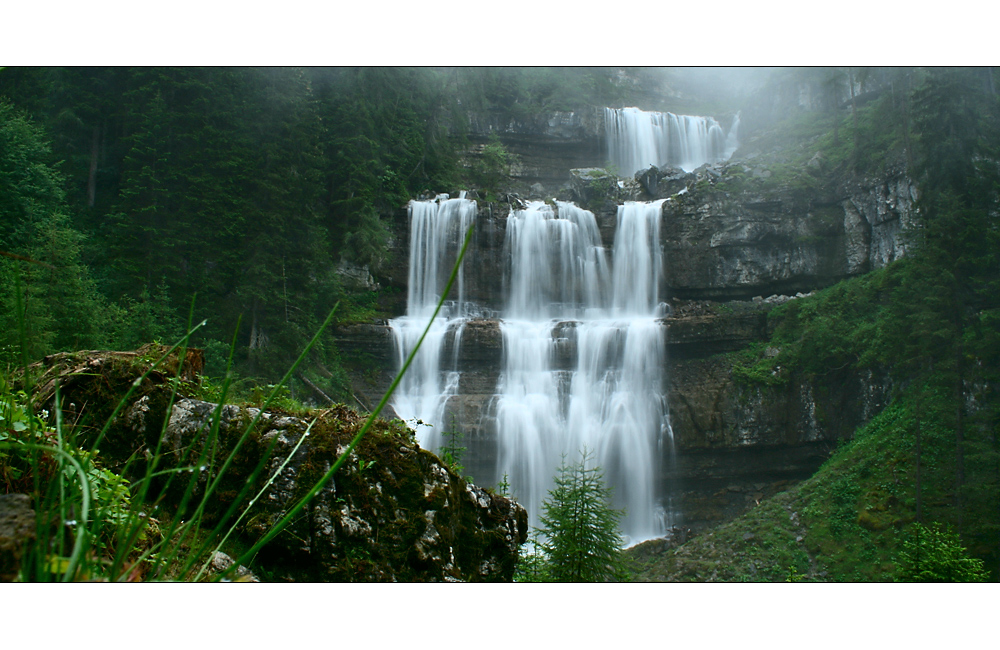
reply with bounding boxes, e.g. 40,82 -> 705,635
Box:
0,101 -> 106,361
539,449 -> 629,582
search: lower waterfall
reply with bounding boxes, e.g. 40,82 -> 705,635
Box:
391,196 -> 673,544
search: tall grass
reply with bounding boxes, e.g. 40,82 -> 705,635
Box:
1,222 -> 474,582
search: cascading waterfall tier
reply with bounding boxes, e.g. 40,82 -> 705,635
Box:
605,107 -> 740,176
495,200 -> 672,543
392,196 -> 674,544
390,194 -> 476,452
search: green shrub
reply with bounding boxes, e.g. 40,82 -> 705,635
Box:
895,523 -> 989,582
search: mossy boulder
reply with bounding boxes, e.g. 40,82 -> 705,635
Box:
21,346 -> 528,582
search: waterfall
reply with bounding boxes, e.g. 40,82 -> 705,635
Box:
495,200 -> 670,543
390,194 -> 476,452
605,107 -> 739,176
393,196 -> 673,543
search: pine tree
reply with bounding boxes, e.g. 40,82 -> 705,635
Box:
0,101 -> 106,361
901,66 -> 1000,561
539,449 -> 629,582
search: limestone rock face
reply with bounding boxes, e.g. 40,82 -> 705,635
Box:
665,348 -> 891,530
659,167 -> 917,300
842,175 -> 917,269
335,258 -> 379,292
462,109 -> 605,188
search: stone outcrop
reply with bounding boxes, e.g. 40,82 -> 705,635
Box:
656,163 -> 917,300
0,494 -> 35,582
27,348 -> 528,582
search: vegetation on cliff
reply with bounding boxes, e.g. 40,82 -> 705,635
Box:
632,67 -> 1000,580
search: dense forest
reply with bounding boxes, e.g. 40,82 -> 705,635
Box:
1,66 -> 998,585
0,67 -> 679,396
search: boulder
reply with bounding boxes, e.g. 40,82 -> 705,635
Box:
26,348 -> 528,582
0,494 -> 35,582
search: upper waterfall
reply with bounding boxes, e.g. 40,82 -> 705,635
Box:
605,107 -> 739,175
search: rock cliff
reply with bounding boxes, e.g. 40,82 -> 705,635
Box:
349,107 -> 915,535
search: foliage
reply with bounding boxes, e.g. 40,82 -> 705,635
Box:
312,67 -> 460,269
0,380 -> 57,492
0,69 -> 361,401
537,449 -> 629,582
895,522 -> 989,582
0,101 -> 108,362
1,374 -> 153,579
514,529 -> 552,582
438,417 -> 467,478
472,133 -> 517,201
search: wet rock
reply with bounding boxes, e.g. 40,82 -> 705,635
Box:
0,494 -> 35,582
636,165 -> 660,196
208,551 -> 260,582
335,258 -> 379,291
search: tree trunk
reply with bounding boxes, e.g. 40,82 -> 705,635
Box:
915,381 -> 923,524
849,68 -> 860,168
955,337 -> 965,535
87,126 -> 100,207
902,69 -> 913,171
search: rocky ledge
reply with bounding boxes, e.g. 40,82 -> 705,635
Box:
25,347 -> 528,582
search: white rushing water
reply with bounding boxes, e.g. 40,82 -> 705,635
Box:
495,200 -> 671,543
390,194 -> 476,452
605,107 -> 740,176
392,196 -> 674,543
